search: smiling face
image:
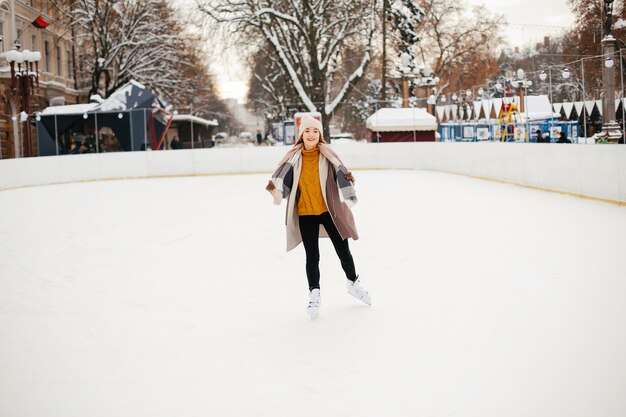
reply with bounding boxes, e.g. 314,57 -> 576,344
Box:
301,127 -> 321,150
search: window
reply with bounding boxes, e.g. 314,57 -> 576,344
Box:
0,22 -> 4,52
31,34 -> 37,51
56,45 -> 61,75
66,43 -> 72,78
44,40 -> 49,72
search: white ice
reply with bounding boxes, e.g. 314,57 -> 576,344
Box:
1,170 -> 626,416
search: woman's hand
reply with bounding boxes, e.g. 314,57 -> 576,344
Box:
345,171 -> 355,183
266,180 -> 276,191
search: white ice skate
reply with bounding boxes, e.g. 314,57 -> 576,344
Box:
307,289 -> 321,319
346,278 -> 371,305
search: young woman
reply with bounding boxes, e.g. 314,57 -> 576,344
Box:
266,115 -> 371,319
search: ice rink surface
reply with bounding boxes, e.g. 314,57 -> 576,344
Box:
1,170 -> 626,417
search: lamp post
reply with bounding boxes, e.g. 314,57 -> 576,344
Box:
2,46 -> 41,157
598,34 -> 622,142
515,68 -> 533,114
399,52 -> 439,109
540,67 -> 573,141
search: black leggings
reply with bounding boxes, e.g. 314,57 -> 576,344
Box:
298,211 -> 357,291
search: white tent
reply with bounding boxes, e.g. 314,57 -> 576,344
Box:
523,95 -> 557,120
366,107 -> 438,131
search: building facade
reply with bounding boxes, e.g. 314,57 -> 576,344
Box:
0,0 -> 79,159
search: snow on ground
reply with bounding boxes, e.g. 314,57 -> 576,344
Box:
1,170 -> 625,417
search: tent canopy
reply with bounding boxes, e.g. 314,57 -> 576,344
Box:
366,107 -> 438,132
523,95 -> 558,120
36,80 -> 169,155
40,80 -> 166,116
172,114 -> 218,127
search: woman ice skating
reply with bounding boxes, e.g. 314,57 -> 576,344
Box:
266,114 -> 371,319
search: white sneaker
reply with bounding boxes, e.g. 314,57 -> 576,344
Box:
346,278 -> 371,305
307,289 -> 321,319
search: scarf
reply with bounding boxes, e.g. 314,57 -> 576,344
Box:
269,143 -> 358,208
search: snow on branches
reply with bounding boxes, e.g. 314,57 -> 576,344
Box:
67,0 -> 197,104
199,0 -> 378,125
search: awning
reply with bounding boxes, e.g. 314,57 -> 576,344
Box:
366,107 -> 437,132
172,114 -> 218,127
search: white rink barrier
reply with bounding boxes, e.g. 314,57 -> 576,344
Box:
1,142 -> 626,203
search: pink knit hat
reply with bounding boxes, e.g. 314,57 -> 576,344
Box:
298,115 -> 323,140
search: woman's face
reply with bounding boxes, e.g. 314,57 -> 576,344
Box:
302,128 -> 321,149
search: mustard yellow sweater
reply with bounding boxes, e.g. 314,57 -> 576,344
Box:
297,147 -> 328,215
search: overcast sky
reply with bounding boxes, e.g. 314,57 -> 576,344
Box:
212,0 -> 577,101
467,0 -> 575,48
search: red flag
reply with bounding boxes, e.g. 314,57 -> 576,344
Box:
32,16 -> 49,29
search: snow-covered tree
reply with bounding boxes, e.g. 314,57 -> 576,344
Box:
387,0 -> 424,66
53,0 -> 196,103
414,0 -> 503,94
198,0 -> 379,137
563,0 -> 625,99
246,43 -> 297,122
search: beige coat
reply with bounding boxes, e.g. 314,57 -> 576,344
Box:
283,152 -> 359,251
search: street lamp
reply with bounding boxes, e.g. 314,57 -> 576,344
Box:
562,68 -> 571,79
397,52 -> 440,109
593,0 -> 622,142
1,47 -> 41,157
515,68 -> 533,113
598,34 -> 622,141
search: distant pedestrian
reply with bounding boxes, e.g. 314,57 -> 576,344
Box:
557,130 -> 571,143
170,135 -> 181,150
535,129 -> 545,143
256,130 -> 263,146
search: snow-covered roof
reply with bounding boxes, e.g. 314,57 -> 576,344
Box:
366,108 -> 438,132
172,114 -> 218,127
40,103 -> 98,116
523,95 -> 558,120
39,80 -> 165,117
99,80 -> 164,111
